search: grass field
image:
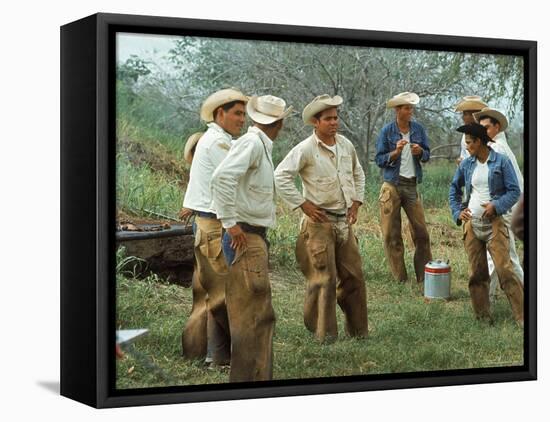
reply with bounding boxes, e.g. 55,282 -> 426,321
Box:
115,119 -> 524,389
116,204 -> 524,389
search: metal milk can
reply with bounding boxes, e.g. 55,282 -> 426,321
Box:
424,259 -> 451,299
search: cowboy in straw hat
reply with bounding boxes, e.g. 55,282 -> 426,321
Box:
375,92 -> 432,283
449,123 -> 523,324
181,88 -> 248,366
454,95 -> 488,163
473,107 -> 524,301
211,94 -> 292,382
274,94 -> 368,342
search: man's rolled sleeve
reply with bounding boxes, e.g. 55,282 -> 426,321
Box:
274,146 -> 307,210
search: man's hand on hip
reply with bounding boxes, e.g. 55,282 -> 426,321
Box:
227,224 -> 248,250
300,200 -> 329,223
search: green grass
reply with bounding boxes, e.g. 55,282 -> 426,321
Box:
116,213 -> 524,388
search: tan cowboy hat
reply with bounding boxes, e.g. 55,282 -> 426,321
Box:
183,131 -> 205,164
302,94 -> 343,125
454,95 -> 488,112
386,92 -> 420,108
246,95 -> 293,125
473,107 -> 508,132
200,88 -> 248,123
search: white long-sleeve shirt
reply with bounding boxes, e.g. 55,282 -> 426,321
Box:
274,132 -> 365,211
490,132 -> 524,192
183,123 -> 232,213
210,126 -> 276,229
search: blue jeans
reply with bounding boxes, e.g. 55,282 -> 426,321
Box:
222,231 -> 236,266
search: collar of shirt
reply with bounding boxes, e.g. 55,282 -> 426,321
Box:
493,131 -> 508,144
248,126 -> 273,156
389,119 -> 420,137
313,131 -> 340,151
466,148 -> 497,165
207,122 -> 234,142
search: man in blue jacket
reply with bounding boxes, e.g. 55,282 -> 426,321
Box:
449,123 -> 523,324
375,92 -> 432,283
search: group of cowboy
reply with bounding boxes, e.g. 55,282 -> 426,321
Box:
179,89 -> 524,383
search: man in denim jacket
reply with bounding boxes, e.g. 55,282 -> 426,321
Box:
375,92 -> 432,283
449,123 -> 523,324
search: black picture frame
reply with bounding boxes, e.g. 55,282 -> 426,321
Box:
60,12 -> 537,408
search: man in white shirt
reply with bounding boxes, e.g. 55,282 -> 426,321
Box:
454,96 -> 488,163
274,94 -> 368,343
180,88 -> 248,366
211,94 -> 292,382
474,108 -> 524,300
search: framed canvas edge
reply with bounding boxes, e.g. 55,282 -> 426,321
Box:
60,12 -> 537,409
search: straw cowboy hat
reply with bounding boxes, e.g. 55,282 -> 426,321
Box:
302,94 -> 343,125
200,88 -> 249,123
454,95 -> 488,112
246,95 -> 293,125
386,91 -> 420,108
183,131 -> 205,164
473,107 -> 508,132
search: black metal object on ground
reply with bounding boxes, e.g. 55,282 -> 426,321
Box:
116,223 -> 194,286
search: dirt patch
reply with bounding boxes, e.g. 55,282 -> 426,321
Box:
428,221 -> 462,247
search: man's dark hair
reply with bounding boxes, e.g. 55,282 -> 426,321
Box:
255,119 -> 283,130
478,115 -> 500,127
466,133 -> 489,146
264,119 -> 282,129
313,106 -> 337,121
213,100 -> 246,120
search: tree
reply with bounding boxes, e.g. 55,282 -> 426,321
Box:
126,37 -> 524,168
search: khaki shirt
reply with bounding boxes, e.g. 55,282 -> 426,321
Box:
183,123 -> 232,213
210,126 -> 276,229
274,132 -> 365,211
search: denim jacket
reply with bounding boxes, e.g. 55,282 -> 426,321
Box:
449,149 -> 520,225
375,120 -> 430,184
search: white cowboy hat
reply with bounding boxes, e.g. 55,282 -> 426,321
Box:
473,107 -> 509,132
386,92 -> 420,108
454,95 -> 488,112
246,95 -> 293,125
200,88 -> 248,123
302,94 -> 343,125
183,131 -> 205,164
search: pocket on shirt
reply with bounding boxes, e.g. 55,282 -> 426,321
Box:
340,155 -> 353,174
248,184 -> 274,217
316,176 -> 338,192
248,184 -> 273,199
